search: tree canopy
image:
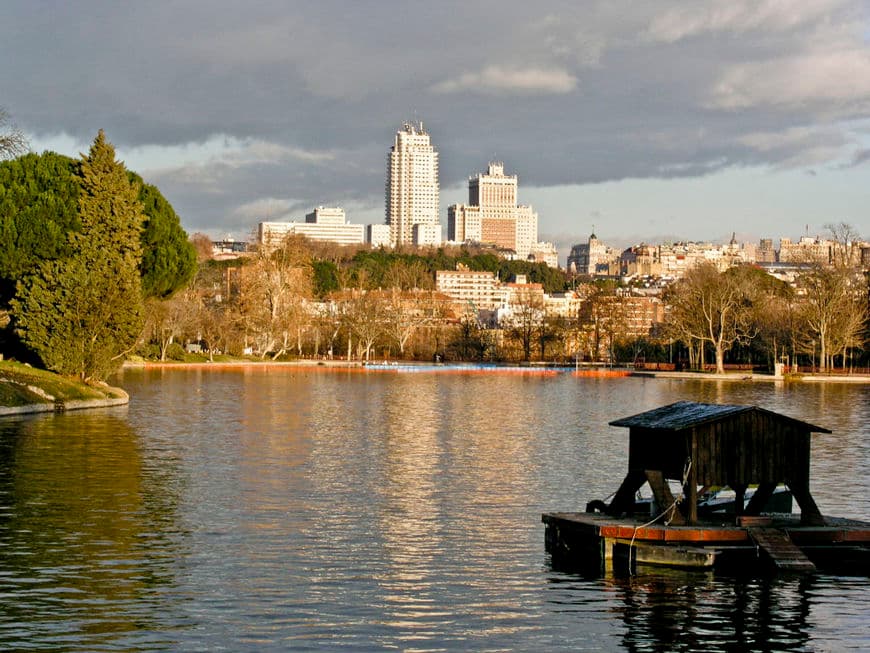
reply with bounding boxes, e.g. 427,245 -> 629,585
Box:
130,171 -> 197,298
0,151 -> 195,305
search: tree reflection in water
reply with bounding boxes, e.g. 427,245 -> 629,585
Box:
0,410 -> 188,648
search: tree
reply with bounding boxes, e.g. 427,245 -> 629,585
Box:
336,289 -> 386,361
130,173 -> 197,298
190,232 -> 214,262
143,290 -> 197,361
12,131 -> 145,380
664,263 -> 758,374
238,235 -> 312,358
448,308 -> 491,361
504,286 -> 545,361
0,108 -> 26,159
796,264 -> 866,372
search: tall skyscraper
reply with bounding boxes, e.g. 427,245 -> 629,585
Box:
447,162 -> 538,258
386,121 -> 440,247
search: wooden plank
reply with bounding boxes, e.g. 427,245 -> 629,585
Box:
748,527 -> 816,572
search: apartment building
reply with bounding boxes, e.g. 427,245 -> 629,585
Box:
386,121 -> 440,247
448,162 -> 539,259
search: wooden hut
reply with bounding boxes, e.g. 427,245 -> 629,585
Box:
606,401 -> 831,526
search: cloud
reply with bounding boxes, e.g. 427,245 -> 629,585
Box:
5,1 -> 870,243
645,0 -> 849,43
708,48 -> 870,111
232,197 -> 301,222
133,135 -> 334,176
844,148 -> 870,167
430,65 -> 578,95
736,126 -> 849,167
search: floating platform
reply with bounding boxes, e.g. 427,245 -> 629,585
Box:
542,511 -> 870,575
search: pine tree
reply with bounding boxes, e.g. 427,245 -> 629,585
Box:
12,131 -> 145,381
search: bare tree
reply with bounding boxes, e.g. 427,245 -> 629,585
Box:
0,108 -> 26,159
664,263 -> 758,374
797,263 -> 866,372
825,221 -> 864,268
338,289 -> 386,361
239,236 -> 312,358
143,290 -> 197,361
190,232 -> 214,262
504,286 -> 545,361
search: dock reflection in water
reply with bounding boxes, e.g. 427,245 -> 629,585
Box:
0,368 -> 867,651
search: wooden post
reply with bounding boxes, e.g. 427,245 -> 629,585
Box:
645,469 -> 685,525
745,482 -> 778,515
686,434 -> 697,525
788,481 -> 826,526
607,469 -> 647,516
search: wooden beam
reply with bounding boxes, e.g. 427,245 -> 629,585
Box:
788,482 -> 826,526
745,482 -> 778,515
645,469 -> 685,525
607,469 -> 647,516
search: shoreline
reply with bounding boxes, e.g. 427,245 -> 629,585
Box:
0,388 -> 129,417
122,360 -> 870,384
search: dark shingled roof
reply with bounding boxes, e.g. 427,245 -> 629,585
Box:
609,400 -> 831,433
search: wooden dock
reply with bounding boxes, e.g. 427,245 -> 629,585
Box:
543,512 -> 870,574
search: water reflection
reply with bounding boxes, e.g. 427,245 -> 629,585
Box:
605,571 -> 815,652
0,410 -> 186,649
1,369 -> 866,651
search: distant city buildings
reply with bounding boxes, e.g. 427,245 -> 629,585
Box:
435,267 -> 506,311
567,230 -> 619,275
367,223 -> 391,248
528,242 -> 559,268
386,121 -> 440,247
566,230 -> 868,280
244,122 -> 868,276
258,207 -> 367,251
448,162 -> 538,259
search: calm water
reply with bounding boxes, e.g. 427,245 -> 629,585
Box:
1,368 -> 868,652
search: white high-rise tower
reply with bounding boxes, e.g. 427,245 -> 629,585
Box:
386,121 -> 440,247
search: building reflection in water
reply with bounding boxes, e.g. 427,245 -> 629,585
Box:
370,374 -> 545,643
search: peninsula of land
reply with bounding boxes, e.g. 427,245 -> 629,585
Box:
0,360 -> 128,417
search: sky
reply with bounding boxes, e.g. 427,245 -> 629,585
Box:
2,1 -> 869,261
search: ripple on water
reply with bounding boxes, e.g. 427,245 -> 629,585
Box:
0,370 -> 866,651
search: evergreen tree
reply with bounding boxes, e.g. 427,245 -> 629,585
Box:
0,152 -> 80,305
12,131 -> 145,380
130,172 -> 197,298
0,152 -> 195,306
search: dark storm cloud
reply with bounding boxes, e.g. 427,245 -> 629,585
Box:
2,1 -> 869,236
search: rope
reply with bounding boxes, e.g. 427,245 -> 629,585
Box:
627,458 -> 692,575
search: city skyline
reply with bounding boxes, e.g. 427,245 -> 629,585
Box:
3,2 -> 869,253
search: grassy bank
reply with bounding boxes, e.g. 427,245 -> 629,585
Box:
0,360 -> 126,408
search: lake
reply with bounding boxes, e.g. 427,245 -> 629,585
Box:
1,367 -> 868,651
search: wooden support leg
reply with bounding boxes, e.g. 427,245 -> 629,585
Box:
645,469 -> 685,525
745,482 -> 778,515
787,482 -> 826,526
607,470 -> 647,516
